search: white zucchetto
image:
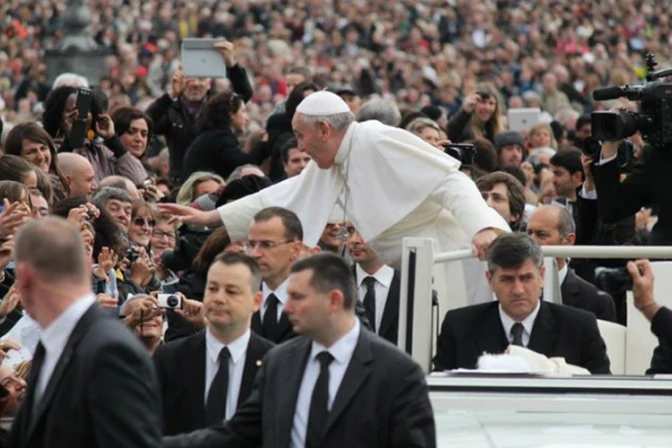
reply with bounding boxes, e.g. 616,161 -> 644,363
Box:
295,91 -> 351,116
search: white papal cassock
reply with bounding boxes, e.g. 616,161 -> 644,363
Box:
217,120 -> 510,267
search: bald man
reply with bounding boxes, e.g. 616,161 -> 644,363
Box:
99,175 -> 141,200
58,153 -> 98,198
10,217 -> 162,447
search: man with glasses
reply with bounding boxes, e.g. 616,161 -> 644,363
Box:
246,207 -> 371,343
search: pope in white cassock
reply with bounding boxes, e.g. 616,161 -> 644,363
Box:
160,91 -> 510,266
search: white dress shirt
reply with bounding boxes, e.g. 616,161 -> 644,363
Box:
290,319 -> 360,448
36,293 -> 96,400
355,264 -> 394,332
204,328 -> 251,421
261,279 -> 289,321
498,300 -> 541,347
558,263 -> 568,287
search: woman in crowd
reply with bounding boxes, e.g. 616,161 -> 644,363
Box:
42,86 -> 147,185
128,201 -> 157,250
0,155 -> 37,189
447,85 -> 504,144
110,107 -> 154,161
3,122 -> 70,201
180,91 -> 266,182
406,117 -> 445,148
175,171 -> 225,206
527,123 -> 558,151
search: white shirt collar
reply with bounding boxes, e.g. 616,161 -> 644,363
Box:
558,263 -> 568,286
40,293 -> 96,351
356,264 -> 394,288
205,327 -> 251,366
262,278 -> 289,306
333,122 -> 357,166
310,318 -> 360,366
498,299 -> 541,340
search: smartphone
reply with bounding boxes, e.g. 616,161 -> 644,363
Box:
75,88 -> 92,119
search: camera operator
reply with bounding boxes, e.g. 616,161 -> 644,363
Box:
626,259 -> 672,374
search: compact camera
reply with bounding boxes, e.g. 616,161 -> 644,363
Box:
158,294 -> 182,309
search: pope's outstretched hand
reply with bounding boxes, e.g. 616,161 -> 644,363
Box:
471,228 -> 501,261
157,203 -> 222,228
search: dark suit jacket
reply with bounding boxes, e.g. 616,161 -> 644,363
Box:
647,306 -> 672,374
561,268 -> 617,322
9,304 -> 162,448
432,301 -> 611,374
163,325 -> 436,448
592,145 -> 672,245
353,267 -> 400,345
154,331 -> 275,435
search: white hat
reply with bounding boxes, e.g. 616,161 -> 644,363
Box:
296,91 -> 351,116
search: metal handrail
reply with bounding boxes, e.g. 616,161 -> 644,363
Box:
433,246 -> 672,263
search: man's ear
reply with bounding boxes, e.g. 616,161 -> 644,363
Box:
252,291 -> 263,313
564,232 -> 576,246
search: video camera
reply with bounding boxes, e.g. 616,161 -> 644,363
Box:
591,53 -> 672,147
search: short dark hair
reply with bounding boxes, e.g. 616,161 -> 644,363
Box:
198,92 -> 244,133
576,114 -> 591,130
280,137 -> 299,165
486,233 -> 543,275
290,252 -> 356,310
212,252 -> 262,293
286,81 -> 319,118
253,207 -> 303,241
476,172 -> 526,231
550,148 -> 583,177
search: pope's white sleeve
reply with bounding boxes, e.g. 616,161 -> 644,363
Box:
216,193 -> 265,242
430,170 -> 511,238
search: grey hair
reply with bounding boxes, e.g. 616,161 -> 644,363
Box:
486,233 -> 543,275
226,164 -> 263,183
527,147 -> 557,165
357,99 -> 402,126
176,171 -> 224,205
552,204 -> 576,238
52,73 -> 89,89
92,187 -> 133,210
555,107 -> 580,126
406,117 -> 441,136
300,111 -> 355,132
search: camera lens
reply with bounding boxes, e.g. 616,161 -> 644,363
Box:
167,295 -> 179,307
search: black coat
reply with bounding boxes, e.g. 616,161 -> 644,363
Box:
146,64 -> 253,181
561,268 -> 617,322
154,331 -> 274,436
647,306 -> 672,374
265,112 -> 294,182
432,301 -> 611,374
180,128 -> 266,183
9,304 -> 162,448
163,327 -> 436,448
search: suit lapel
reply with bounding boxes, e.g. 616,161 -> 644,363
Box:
251,312 -> 262,335
26,304 -> 102,441
321,329 -> 373,441
182,332 -> 207,427
276,339 -> 311,448
560,270 -> 579,307
476,303 -> 509,355
378,270 -> 400,341
272,311 -> 293,342
528,302 -> 558,355
237,334 -> 266,409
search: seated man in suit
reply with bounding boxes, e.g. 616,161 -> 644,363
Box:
163,252 -> 435,448
346,223 -> 400,344
433,232 -> 611,374
154,252 -> 275,435
527,205 -> 617,322
627,259 -> 672,374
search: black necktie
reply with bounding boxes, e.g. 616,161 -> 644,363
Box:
306,351 -> 334,448
29,342 -> 46,421
205,347 -> 231,425
362,277 -> 376,333
511,323 -> 525,347
262,293 -> 279,338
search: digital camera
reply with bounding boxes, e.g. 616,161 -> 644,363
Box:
157,294 -> 182,309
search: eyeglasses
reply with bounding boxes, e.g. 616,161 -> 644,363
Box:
152,230 -> 176,240
243,240 -> 294,252
133,217 -> 156,227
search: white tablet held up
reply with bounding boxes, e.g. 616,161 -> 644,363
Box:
508,108 -> 541,132
181,38 -> 227,78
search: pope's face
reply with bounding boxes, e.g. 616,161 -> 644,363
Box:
292,114 -> 335,169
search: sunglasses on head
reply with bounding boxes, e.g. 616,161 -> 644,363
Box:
133,217 -> 156,227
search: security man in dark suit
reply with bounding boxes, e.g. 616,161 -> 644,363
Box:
346,223 -> 400,344
154,252 -> 275,435
527,205 -> 617,322
163,252 -> 436,448
433,233 -> 611,374
9,217 -> 162,448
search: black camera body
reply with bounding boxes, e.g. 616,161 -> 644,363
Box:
591,53 -> 672,147
443,143 -> 475,167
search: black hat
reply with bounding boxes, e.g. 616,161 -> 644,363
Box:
215,175 -> 273,208
494,131 -> 525,153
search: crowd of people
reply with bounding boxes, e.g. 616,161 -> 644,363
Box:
0,0 -> 671,446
